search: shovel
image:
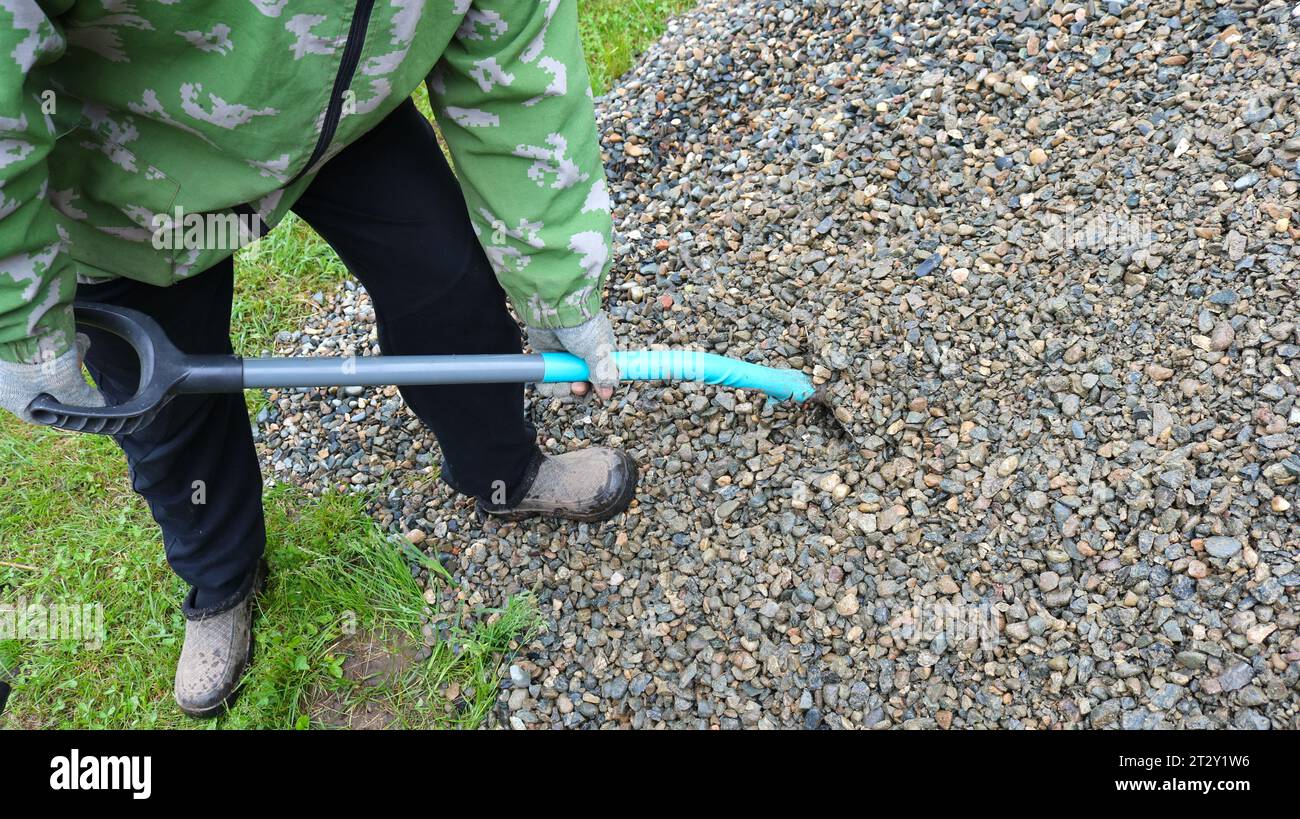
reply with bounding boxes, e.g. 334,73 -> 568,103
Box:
27,303 -> 833,435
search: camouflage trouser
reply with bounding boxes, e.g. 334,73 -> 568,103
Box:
430,0 -> 614,330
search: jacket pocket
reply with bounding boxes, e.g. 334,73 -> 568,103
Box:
53,127 -> 183,285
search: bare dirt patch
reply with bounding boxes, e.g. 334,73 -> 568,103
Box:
307,630 -> 417,730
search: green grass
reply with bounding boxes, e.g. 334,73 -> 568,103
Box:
0,419 -> 541,729
232,214 -> 349,358
579,0 -> 698,94
0,1 -> 688,730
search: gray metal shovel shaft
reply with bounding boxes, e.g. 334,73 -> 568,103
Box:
29,304 -> 823,435
240,353 -> 548,389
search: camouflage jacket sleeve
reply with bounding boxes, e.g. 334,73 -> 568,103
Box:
0,1 -> 76,365
430,0 -> 613,330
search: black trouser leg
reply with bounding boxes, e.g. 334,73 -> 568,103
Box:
78,259 -> 265,602
292,99 -> 540,502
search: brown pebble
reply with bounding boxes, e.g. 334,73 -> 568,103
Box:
1146,364 -> 1174,381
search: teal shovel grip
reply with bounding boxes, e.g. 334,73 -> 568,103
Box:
541,350 -> 818,402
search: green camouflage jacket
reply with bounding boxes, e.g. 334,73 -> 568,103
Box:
0,0 -> 612,365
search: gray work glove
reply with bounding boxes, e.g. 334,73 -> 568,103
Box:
526,312 -> 619,400
0,334 -> 104,423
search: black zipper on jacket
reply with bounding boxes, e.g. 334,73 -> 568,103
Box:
233,0 -> 375,230
289,0 -> 376,187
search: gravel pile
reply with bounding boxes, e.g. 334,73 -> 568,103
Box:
253,0 -> 1299,729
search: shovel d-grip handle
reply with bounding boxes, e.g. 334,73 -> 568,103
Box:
25,303 -> 241,435
30,303 -> 819,436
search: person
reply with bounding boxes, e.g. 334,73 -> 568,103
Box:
0,1 -> 637,718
